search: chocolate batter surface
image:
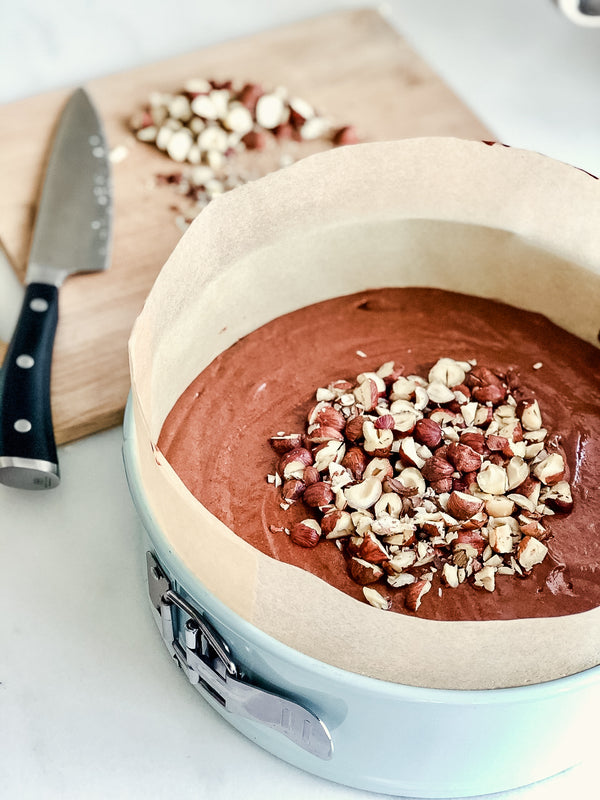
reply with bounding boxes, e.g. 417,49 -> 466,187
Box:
158,288 -> 600,621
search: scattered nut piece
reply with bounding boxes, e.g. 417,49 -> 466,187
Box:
255,93 -> 286,129
517,536 -> 548,570
485,495 -> 515,518
109,144 -> 129,164
488,523 -> 514,554
533,453 -> 565,486
442,562 -> 460,588
506,456 -> 530,490
428,358 -> 466,387
363,586 -> 391,610
290,520 -> 321,548
332,125 -> 360,146
520,400 -> 543,431
447,491 -> 484,520
477,462 -> 507,495
474,565 -> 496,592
344,477 -> 383,511
405,579 -> 432,612
349,557 -> 384,585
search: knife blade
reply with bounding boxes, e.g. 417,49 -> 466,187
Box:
0,240 -> 24,344
0,88 -> 112,490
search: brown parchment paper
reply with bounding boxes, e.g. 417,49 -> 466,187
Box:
129,138 -> 600,689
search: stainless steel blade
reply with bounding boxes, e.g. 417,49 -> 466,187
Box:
26,88 -> 112,287
0,240 -> 24,343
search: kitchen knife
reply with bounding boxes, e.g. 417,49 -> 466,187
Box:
0,88 -> 112,490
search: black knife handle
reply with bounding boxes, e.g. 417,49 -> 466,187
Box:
0,282 -> 60,489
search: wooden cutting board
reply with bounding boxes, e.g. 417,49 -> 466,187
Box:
0,8 -> 492,444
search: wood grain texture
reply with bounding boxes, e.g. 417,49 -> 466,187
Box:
0,8 -> 492,444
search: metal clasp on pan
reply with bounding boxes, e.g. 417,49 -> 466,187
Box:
146,551 -> 333,760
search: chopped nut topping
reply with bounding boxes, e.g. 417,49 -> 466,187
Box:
267,356 -> 574,612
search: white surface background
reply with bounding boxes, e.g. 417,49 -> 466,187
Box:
1,2 -> 599,799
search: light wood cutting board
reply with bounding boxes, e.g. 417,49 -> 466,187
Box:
0,8 -> 492,444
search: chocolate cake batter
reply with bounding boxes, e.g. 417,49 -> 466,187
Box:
158,288 -> 600,621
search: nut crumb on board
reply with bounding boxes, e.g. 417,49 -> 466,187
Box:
130,78 -> 358,228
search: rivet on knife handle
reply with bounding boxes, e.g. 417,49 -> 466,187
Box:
0,283 -> 60,489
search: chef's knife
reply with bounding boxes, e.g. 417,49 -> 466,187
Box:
0,88 -> 112,490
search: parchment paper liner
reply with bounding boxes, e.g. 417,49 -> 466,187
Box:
129,138 -> 600,690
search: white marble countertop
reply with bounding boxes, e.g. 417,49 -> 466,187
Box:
1,2 -> 599,798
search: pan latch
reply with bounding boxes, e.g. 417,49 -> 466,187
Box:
146,551 -> 333,760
